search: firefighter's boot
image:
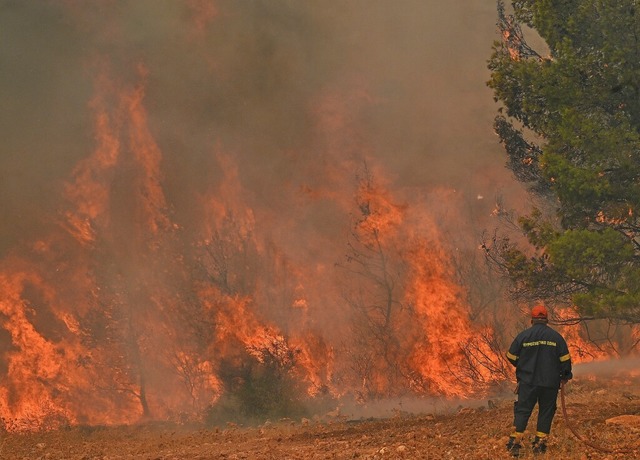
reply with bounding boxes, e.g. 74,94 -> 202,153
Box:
532,435 -> 547,454
506,435 -> 522,458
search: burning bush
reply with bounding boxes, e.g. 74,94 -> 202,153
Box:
204,340 -> 309,425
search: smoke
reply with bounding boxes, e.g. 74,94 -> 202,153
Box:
0,0 -> 521,255
0,0 -> 551,428
573,357 -> 640,378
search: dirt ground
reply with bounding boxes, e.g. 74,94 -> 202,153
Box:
2,372 -> 639,460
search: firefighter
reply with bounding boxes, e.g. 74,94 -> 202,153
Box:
505,305 -> 573,457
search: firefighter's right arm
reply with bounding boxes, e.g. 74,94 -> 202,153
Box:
506,338 -> 520,367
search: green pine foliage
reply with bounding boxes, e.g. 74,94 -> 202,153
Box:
486,1 -> 640,322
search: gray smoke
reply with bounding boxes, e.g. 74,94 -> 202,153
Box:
0,0 -> 523,256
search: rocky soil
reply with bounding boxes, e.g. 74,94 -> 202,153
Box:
2,371 -> 639,460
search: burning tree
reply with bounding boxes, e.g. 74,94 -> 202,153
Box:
0,1 -> 527,432
67,72 -> 219,421
337,165 -> 413,399
193,155 -> 333,421
337,165 -> 504,399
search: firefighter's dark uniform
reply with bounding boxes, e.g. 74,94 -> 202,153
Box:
507,322 -> 572,438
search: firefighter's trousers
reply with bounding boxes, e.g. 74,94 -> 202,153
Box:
513,382 -> 558,435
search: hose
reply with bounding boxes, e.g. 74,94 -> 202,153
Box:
559,381 -> 636,455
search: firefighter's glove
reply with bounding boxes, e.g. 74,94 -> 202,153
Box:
561,370 -> 573,381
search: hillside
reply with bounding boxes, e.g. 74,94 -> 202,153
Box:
2,367 -> 639,460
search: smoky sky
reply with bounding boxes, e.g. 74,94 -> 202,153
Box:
0,0 -> 524,256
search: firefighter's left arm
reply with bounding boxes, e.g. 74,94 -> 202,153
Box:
558,336 -> 572,381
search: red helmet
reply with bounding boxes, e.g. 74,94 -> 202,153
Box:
531,305 -> 548,319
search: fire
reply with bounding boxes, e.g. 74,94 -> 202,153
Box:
1,1 -> 634,434
0,66 -> 198,430
0,252 -> 132,429
185,0 -> 218,36
330,164 -> 498,399
555,307 -> 639,361
406,239 -> 486,396
62,75 -> 121,245
195,150 -> 335,397
0,267 -> 73,431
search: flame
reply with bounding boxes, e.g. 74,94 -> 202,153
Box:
195,151 -> 336,397
62,74 -> 121,245
354,173 -> 407,245
185,0 -> 218,35
333,171 -> 497,399
406,240 -> 481,396
0,61 -> 623,432
0,66 -> 208,430
502,30 -> 522,61
0,267 -> 74,430
556,307 -> 637,361
0,2 -> 634,433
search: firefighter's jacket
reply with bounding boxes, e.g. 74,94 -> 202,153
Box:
507,323 -> 572,388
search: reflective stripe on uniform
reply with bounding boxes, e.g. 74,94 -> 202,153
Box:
559,353 -> 571,362
522,340 -> 557,347
506,351 -> 518,361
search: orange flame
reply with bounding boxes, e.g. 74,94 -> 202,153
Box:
1,4 -> 633,432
